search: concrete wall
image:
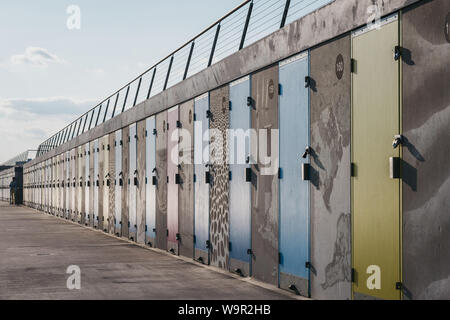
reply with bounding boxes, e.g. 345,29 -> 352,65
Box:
402,0 -> 450,300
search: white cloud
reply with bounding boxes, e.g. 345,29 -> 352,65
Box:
10,47 -> 64,67
0,97 -> 95,116
0,96 -> 96,163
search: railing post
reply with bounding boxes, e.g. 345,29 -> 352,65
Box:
147,68 -> 157,99
280,0 -> 291,29
121,86 -> 130,113
183,41 -> 195,80
133,77 -> 142,106
88,110 -> 95,131
239,1 -> 253,50
71,120 -> 78,139
95,105 -> 103,127
82,113 -> 88,133
163,56 -> 174,91
111,92 -> 120,118
76,118 -> 83,136
102,99 -> 110,123
61,127 -> 68,145
62,127 -> 68,145
208,24 -> 221,67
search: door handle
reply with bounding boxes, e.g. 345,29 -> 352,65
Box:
390,157 -> 401,179
392,135 -> 403,149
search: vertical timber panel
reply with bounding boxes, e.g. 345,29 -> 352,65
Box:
194,94 -> 210,264
251,65 -> 279,286
66,151 -> 70,219
85,143 -> 90,225
98,137 -> 105,230
352,15 -> 401,300
108,134 -> 116,234
146,117 -> 157,247
89,143 -> 94,227
94,140 -> 99,228
81,146 -> 86,225
402,0 -> 450,300
73,149 -> 78,221
78,146 -> 83,223
179,101 -> 195,259
167,106 -> 179,254
103,135 -> 110,232
156,111 -> 168,250
122,128 -> 130,238
136,120 -> 147,244
129,125 -> 137,241
310,35 -> 351,300
115,130 -> 123,235
229,76 -> 252,277
209,86 -> 230,269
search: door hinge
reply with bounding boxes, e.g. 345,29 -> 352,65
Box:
351,268 -> 356,283
351,58 -> 356,73
394,46 -> 402,61
278,168 -> 283,179
396,282 -> 403,290
247,97 -> 253,108
302,163 -> 311,181
351,163 -> 356,177
390,157 -> 401,179
304,76 -> 312,88
245,168 -> 252,182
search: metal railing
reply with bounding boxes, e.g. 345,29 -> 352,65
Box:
37,0 -> 333,157
1,150 -> 37,166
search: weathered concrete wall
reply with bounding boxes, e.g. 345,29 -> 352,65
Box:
25,0 -> 420,168
402,0 -> 450,300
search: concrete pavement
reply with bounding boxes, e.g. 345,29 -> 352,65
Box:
0,202 -> 296,300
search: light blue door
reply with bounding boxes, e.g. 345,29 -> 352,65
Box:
194,93 -> 210,264
94,140 -> 99,228
129,124 -> 137,240
85,143 -> 90,223
279,51 -> 310,296
228,76 -> 252,276
115,130 -> 122,235
146,116 -> 157,245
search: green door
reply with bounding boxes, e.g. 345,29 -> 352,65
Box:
352,14 -> 401,300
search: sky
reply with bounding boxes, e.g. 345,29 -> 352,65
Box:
0,0 -> 243,163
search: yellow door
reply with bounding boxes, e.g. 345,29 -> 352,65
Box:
352,14 -> 401,300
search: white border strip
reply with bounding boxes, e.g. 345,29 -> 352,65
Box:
230,75 -> 250,88
280,51 -> 308,67
352,13 -> 398,38
195,92 -> 209,102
